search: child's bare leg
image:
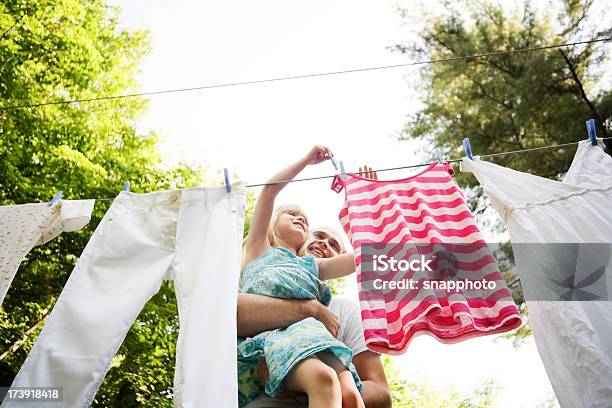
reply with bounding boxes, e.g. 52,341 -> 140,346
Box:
284,356 -> 342,408
318,351 -> 365,408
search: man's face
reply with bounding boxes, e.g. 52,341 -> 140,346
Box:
305,229 -> 343,258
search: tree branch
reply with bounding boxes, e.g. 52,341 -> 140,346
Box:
558,49 -> 610,150
0,9 -> 27,40
0,308 -> 50,361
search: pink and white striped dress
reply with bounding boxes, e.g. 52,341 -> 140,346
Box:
332,161 -> 522,354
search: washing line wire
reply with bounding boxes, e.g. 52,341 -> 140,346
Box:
0,37 -> 610,111
84,136 -> 611,202
8,136 -> 610,290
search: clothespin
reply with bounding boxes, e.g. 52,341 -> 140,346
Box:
223,168 -> 231,193
339,160 -> 347,179
330,156 -> 339,171
123,181 -> 130,192
48,191 -> 62,206
463,138 -> 473,160
586,119 -> 597,146
434,149 -> 444,163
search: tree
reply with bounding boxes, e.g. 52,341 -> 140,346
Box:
391,0 -> 611,344
0,1 -> 205,405
383,356 -> 501,407
393,0 -> 612,187
0,1 -> 328,401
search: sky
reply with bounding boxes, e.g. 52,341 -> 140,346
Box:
111,0 -> 560,406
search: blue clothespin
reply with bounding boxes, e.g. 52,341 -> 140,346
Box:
123,181 -> 130,192
48,191 -> 62,206
339,160 -> 348,179
586,119 -> 597,146
223,168 -> 231,193
463,138 -> 473,160
330,156 -> 339,171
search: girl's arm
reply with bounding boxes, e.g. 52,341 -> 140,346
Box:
243,145 -> 333,264
316,253 -> 356,281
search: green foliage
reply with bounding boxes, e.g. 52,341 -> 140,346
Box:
0,1 -> 203,405
394,0 -> 612,189
383,356 -> 501,407
326,277 -> 346,296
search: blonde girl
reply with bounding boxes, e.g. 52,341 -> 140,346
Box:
237,146 -> 364,408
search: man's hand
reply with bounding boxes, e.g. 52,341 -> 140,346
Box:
307,299 -> 340,338
358,164 -> 378,180
237,293 -> 340,338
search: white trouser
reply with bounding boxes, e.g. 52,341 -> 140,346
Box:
3,184 -> 246,408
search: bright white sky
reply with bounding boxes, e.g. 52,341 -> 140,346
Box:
113,0 -> 559,406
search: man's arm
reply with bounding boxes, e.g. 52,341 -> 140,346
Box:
352,351 -> 392,408
237,293 -> 340,338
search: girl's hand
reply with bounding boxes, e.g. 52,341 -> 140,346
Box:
304,145 -> 333,166
244,146 -> 331,265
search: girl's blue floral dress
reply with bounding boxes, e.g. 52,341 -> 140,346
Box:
237,246 -> 362,406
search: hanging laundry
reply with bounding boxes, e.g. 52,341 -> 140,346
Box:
331,162 -> 522,354
0,199 -> 95,306
3,185 -> 246,408
461,140 -> 612,408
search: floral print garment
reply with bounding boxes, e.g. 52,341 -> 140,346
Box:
0,200 -> 95,305
237,247 -> 361,405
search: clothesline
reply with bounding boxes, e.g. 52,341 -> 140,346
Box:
0,37 -> 609,111
95,136 -> 611,292
37,136 -> 612,203
248,138 -> 612,187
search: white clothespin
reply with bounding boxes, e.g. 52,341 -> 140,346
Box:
330,156 -> 339,171
339,160 -> 348,179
